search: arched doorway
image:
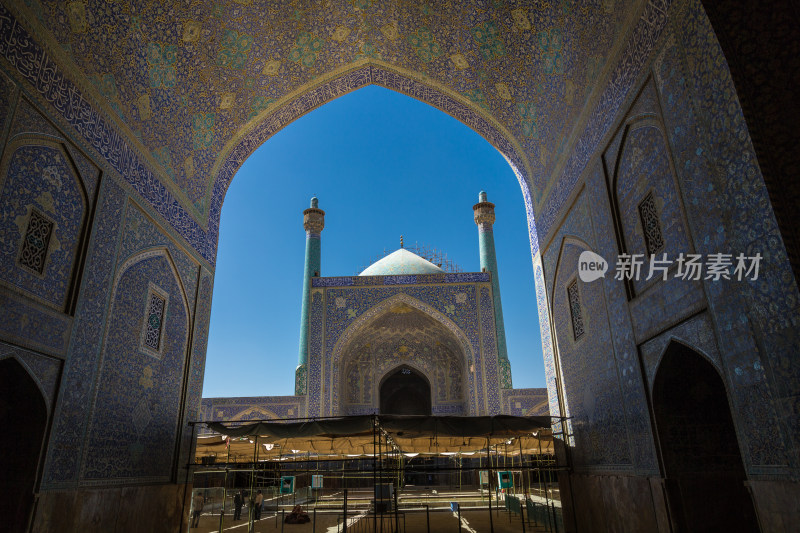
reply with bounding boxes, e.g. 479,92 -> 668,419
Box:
380,366 -> 431,416
0,358 -> 48,533
652,342 -> 759,532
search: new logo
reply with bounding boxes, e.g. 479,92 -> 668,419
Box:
578,251 -> 608,282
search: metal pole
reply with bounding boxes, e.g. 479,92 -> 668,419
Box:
426,504 -> 430,533
393,484 -> 399,533
487,438 -> 494,533
220,475 -> 228,531
278,444 -> 283,519
249,436 -> 258,532
519,438 -> 527,502
183,422 -> 196,533
458,504 -> 462,533
220,439 -> 231,533
373,415 -> 378,533
479,453 -> 484,503
343,489 -> 348,532
496,444 -> 501,517
378,424 -> 383,533
458,453 -> 462,493
281,509 -> 285,533
538,436 -> 553,533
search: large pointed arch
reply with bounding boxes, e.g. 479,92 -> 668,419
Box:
649,336 -> 721,393
329,293 -> 475,415
206,62 -> 535,236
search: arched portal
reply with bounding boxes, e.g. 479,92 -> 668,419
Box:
338,299 -> 468,416
380,366 -> 432,416
0,358 -> 48,533
652,342 -> 759,532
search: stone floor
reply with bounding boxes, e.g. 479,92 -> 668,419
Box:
188,507 -> 554,532
187,488 -> 561,532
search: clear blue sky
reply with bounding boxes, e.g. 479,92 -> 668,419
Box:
203,85 -> 544,399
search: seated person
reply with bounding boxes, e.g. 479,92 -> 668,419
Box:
284,504 -> 311,524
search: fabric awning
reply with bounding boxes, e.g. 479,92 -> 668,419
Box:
197,415 -> 554,461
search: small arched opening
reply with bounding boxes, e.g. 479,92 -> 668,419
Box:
0,358 -> 48,533
379,366 -> 431,416
652,342 -> 759,532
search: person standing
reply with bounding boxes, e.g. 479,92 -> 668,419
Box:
233,491 -> 243,521
191,492 -> 204,528
254,489 -> 263,520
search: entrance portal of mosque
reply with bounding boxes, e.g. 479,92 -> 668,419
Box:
652,342 -> 760,532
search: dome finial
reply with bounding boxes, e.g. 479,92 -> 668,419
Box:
310,196 -> 318,208
400,235 -> 404,249
479,190 -> 487,203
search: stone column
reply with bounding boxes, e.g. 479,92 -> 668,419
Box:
297,197 -> 324,394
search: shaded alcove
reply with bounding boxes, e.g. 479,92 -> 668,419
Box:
0,358 -> 48,533
379,366 -> 432,416
652,342 -> 759,532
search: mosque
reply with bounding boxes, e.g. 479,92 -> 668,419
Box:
201,192 -> 549,421
0,0 -> 798,532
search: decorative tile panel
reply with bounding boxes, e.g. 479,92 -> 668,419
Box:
567,280 -> 584,340
638,191 -> 665,256
43,178 -> 126,488
140,285 -> 167,357
0,141 -> 87,309
18,207 -> 54,275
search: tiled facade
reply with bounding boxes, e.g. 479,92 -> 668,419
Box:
0,0 -> 797,531
200,265 -> 548,431
311,274 -> 502,417
203,272 -> 549,422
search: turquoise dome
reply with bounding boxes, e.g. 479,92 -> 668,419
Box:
359,249 -> 445,276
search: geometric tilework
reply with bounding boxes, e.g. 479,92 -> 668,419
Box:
16,0 -> 634,224
567,280 -> 584,341
82,252 -> 188,483
637,192 -> 665,256
0,141 -> 87,310
202,274 -> 542,423
41,177 -> 127,488
0,4 -> 797,532
141,287 -> 166,354
0,0 -> 638,268
18,207 -> 54,275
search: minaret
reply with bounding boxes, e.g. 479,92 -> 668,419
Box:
297,197 -> 324,394
473,190 -> 512,387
